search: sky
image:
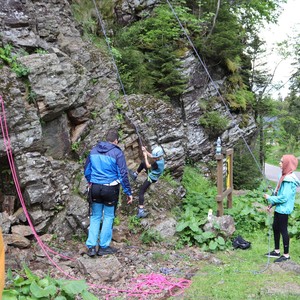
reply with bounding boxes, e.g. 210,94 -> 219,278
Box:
259,0 -> 300,98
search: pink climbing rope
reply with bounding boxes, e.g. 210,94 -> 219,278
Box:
0,95 -> 191,298
103,273 -> 191,299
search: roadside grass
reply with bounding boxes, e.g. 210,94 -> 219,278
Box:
178,231 -> 300,300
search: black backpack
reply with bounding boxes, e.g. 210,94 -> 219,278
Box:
232,235 -> 251,250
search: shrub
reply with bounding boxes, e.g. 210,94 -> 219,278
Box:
199,111 -> 229,137
176,166 -> 231,251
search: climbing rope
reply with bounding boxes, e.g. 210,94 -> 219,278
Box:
0,93 -> 191,300
165,0 -> 264,177
91,0 -> 144,148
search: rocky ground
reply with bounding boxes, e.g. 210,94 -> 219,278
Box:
4,214 -> 300,300
4,214 -> 222,300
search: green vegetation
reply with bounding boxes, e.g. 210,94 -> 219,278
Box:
35,49 -> 48,55
264,95 -> 300,166
179,234 -> 300,299
175,164 -> 300,298
176,166 -> 230,251
113,4 -> 191,102
233,139 -> 263,190
127,215 -> 141,234
0,44 -> 30,77
140,229 -> 163,245
3,265 -> 98,299
199,111 -> 230,137
160,169 -> 180,188
70,0 -> 283,110
177,165 -> 300,247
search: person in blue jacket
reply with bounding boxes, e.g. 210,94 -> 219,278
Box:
131,145 -> 165,218
84,129 -> 133,257
264,154 -> 300,262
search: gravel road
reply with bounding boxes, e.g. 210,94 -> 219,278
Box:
265,163 -> 300,192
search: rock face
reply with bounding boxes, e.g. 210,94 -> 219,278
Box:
0,0 -> 257,239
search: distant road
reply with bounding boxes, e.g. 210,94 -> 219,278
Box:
265,163 -> 300,192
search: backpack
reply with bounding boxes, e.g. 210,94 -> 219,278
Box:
232,235 -> 251,250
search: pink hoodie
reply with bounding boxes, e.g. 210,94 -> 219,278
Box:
275,154 -> 298,194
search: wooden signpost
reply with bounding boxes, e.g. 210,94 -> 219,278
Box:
216,148 -> 233,216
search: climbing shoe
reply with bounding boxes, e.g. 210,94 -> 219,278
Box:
87,246 -> 97,257
128,169 -> 138,181
137,209 -> 148,218
97,246 -> 118,256
265,250 -> 280,258
274,255 -> 290,263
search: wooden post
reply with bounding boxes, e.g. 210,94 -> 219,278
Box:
215,148 -> 233,216
226,149 -> 233,209
216,153 -> 223,216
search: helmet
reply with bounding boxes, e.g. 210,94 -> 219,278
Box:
151,146 -> 164,158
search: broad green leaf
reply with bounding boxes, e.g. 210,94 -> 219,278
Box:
38,278 -> 50,288
81,290 -> 99,300
6,268 -> 14,281
209,240 -> 218,251
19,285 -> 31,294
217,236 -> 225,245
201,243 -> 209,252
212,222 -> 220,230
57,279 -> 87,295
2,289 -> 19,299
14,278 -> 31,287
176,221 -> 188,232
189,223 -> 201,233
198,218 -> 207,226
193,234 -> 203,243
30,281 -> 56,298
202,231 -> 215,240
23,264 -> 39,282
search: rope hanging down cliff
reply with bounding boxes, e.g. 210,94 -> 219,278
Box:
164,0 -> 265,176
91,0 -> 144,147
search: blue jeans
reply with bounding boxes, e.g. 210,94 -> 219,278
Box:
86,202 -> 115,248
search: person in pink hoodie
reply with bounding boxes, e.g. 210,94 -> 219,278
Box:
264,154 -> 300,262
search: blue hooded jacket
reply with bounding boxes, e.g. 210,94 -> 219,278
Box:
268,173 -> 300,214
148,158 -> 165,182
84,141 -> 131,196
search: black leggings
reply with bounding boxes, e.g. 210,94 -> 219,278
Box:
273,211 -> 289,254
137,161 -> 156,206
